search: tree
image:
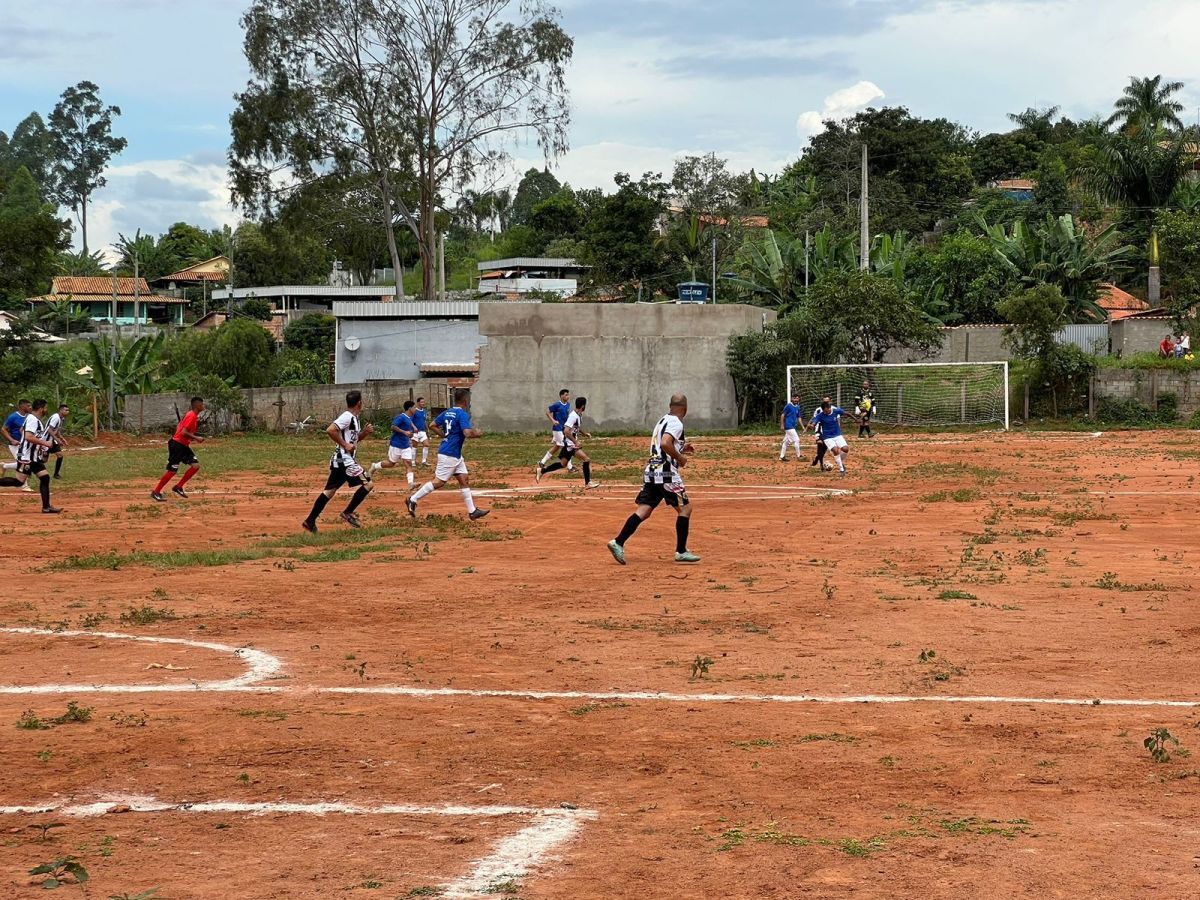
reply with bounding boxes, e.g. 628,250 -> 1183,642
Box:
727,229 -> 809,312
205,319 -> 275,387
1155,209 -> 1200,326
1006,106 -> 1060,143
907,230 -> 1016,325
511,168 -> 562,226
241,298 -> 275,320
670,153 -> 740,221
83,333 -> 168,418
997,283 -> 1094,416
0,166 -> 71,307
283,312 -> 336,354
1086,129 -> 1190,247
984,213 -> 1134,317
231,0 -> 573,300
34,298 -> 92,336
47,81 -> 127,255
528,191 -> 583,249
805,270 -> 940,362
580,176 -> 666,287
1,113 -> 56,192
232,221 -> 331,287
1107,75 -> 1185,135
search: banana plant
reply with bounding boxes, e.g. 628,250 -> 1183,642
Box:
82,332 -> 167,412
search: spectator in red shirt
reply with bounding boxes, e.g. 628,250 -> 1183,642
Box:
1160,334 -> 1175,358
151,397 -> 205,501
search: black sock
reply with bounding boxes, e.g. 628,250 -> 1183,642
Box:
307,492 -> 331,523
815,443 -> 827,465
543,462 -> 564,474
675,516 -> 690,554
615,513 -> 642,546
344,485 -> 370,515
583,461 -> 591,483
39,475 -> 50,508
0,476 -> 21,487
54,456 -> 63,476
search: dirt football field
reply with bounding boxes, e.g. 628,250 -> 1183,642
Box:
1,428 -> 1199,899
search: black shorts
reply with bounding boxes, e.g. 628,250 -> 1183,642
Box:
48,441 -> 62,455
166,439 -> 198,471
323,464 -> 365,491
559,444 -> 577,462
17,459 -> 47,477
635,481 -> 689,510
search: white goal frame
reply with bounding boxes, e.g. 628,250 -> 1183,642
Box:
786,361 -> 1010,430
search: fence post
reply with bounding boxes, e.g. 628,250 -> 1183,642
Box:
1024,381 -> 1030,422
1088,376 -> 1095,419
1151,370 -> 1159,411
138,395 -> 144,435
960,382 -> 967,423
897,384 -> 904,425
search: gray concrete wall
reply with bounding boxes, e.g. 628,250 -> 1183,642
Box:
1094,368 -> 1200,416
126,379 -> 453,432
335,318 -> 485,383
471,303 -> 775,432
1110,316 -> 1176,357
884,325 -> 1012,363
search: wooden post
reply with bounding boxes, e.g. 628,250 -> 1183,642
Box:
897,384 -> 904,425
1088,376 -> 1095,418
1151,370 -> 1159,411
92,394 -> 99,441
960,382 -> 967,423
1024,381 -> 1030,422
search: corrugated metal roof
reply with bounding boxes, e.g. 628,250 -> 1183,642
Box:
476,257 -> 587,272
211,285 -> 401,300
332,300 -> 480,319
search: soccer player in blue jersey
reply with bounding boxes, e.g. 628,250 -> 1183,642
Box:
411,397 -> 430,466
406,388 -> 489,520
536,389 -> 573,479
810,398 -> 850,476
810,396 -> 830,469
779,392 -> 803,461
370,400 -> 417,487
3,398 -> 30,475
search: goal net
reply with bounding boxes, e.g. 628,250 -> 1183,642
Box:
786,362 -> 1009,429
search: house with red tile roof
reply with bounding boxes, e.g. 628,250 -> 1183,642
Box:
27,276 -> 187,326
1096,283 -> 1150,321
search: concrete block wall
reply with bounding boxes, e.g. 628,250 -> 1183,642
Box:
471,303 -> 776,432
1093,368 -> 1200,416
1109,316 -> 1176,357
125,379 -> 453,433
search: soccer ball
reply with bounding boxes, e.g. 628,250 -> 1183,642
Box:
822,461 -> 833,471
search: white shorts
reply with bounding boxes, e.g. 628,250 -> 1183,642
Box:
783,428 -> 801,444
388,446 -> 416,464
823,436 -> 848,450
412,431 -> 429,444
434,453 -> 468,481
551,430 -> 565,447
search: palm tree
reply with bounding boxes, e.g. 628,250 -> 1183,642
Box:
1107,75 -> 1186,134
1007,106 -> 1061,142
1086,129 -> 1190,211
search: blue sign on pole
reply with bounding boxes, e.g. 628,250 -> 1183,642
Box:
676,281 -> 710,303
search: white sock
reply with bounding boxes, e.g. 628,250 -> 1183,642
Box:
837,455 -> 846,472
461,488 -> 476,514
1,462 -> 14,471
567,462 -> 575,471
421,448 -> 428,463
539,451 -> 553,466
371,461 -> 382,472
406,470 -> 414,486
411,481 -> 435,502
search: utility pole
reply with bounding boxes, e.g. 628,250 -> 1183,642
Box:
860,143 -> 869,272
804,230 -> 811,289
711,235 -> 717,303
438,233 -> 447,301
133,251 -> 140,337
108,271 -> 117,431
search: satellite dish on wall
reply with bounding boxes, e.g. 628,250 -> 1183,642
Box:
344,336 -> 361,352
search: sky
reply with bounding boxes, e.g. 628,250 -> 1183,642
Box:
4,0 -> 1200,256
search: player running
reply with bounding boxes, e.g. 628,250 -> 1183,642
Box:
46,404 -> 69,479
0,399 -> 61,513
854,381 -> 876,438
536,389 -> 574,480
810,396 -> 830,469
151,396 -> 205,501
370,400 -> 417,487
607,393 -> 699,565
811,398 -> 850,477
411,397 -> 430,466
406,388 -> 489,520
302,390 -> 375,532
4,399 -> 32,489
779,392 -> 803,461
538,396 -> 600,488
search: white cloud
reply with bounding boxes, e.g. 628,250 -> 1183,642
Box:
796,80 -> 886,143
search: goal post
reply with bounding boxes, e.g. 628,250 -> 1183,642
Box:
786,362 -> 1010,430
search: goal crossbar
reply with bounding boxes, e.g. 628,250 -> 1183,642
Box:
786,361 -> 1010,430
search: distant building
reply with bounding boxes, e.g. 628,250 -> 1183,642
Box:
0,311 -> 63,343
332,300 -> 487,383
1096,283 -> 1151,322
476,258 -> 589,299
27,276 -> 187,326
151,256 -> 231,292
990,178 -> 1037,201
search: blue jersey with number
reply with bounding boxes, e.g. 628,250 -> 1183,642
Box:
390,413 -> 414,450
412,408 -> 427,431
549,401 -> 569,432
812,408 -> 844,439
435,407 -> 472,458
782,403 -> 801,430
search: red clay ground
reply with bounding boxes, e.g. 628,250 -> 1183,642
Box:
2,430 -> 1200,898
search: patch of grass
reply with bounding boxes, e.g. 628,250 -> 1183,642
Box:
731,738 -> 775,749
406,889 -> 446,898
118,605 -> 176,626
568,702 -> 629,717
17,702 -> 94,731
1094,572 -> 1175,592
798,733 -> 858,744
236,709 -> 288,722
902,462 -> 1005,484
937,590 -> 978,601
920,488 -> 982,503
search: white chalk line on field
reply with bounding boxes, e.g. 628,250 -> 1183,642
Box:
0,793 -> 597,899
3,628 -> 1199,708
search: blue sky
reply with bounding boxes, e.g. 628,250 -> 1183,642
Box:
4,0 -> 1200,255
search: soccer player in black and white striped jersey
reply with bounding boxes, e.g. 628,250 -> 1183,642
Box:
301,390 -> 375,533
46,404 -> 68,479
0,399 -> 61,513
537,397 -> 599,488
607,393 -> 698,565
